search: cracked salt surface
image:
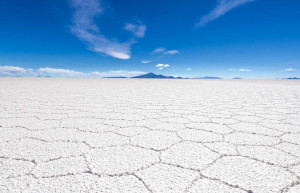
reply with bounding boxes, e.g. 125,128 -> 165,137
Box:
0,78 -> 300,192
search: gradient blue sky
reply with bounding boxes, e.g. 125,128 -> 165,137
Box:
0,0 -> 299,78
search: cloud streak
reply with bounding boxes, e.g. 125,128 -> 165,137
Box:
156,64 -> 170,70
0,66 -> 146,78
37,67 -> 85,77
153,47 -> 166,54
239,68 -> 252,72
90,70 -> 146,77
0,66 -> 33,76
141,60 -> 151,64
69,0 -> 145,59
228,68 -> 252,72
285,68 -> 296,71
0,66 -> 27,73
197,0 -> 255,27
152,47 -> 179,55
164,50 -> 179,55
124,23 -> 146,38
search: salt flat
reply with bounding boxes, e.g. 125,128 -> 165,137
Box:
0,78 -> 300,193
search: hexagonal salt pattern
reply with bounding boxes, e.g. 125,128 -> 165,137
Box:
286,185 -> 300,193
0,78 -> 300,192
87,145 -> 159,175
131,130 -> 181,151
0,174 -> 151,193
161,141 -> 220,170
0,158 -> 35,178
136,163 -> 199,193
203,156 -> 298,193
186,177 -> 247,193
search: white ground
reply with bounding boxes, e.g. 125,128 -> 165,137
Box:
0,78 -> 300,193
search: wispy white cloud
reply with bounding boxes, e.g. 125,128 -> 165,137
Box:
285,68 -> 296,71
141,60 -> 151,64
37,67 -> 85,77
90,70 -> 146,77
239,69 -> 252,72
0,66 -> 146,78
187,68 -> 192,71
152,47 -> 179,55
0,66 -> 31,76
229,68 -> 252,72
69,0 -> 145,59
156,64 -> 170,70
0,66 -> 27,73
164,50 -> 179,55
124,23 -> 146,38
197,0 -> 255,27
153,47 -> 166,54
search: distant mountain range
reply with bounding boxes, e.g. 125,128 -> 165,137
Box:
192,76 -> 222,79
131,73 -> 178,79
103,76 -> 127,78
131,73 -> 222,79
286,77 -> 300,80
233,77 -> 242,79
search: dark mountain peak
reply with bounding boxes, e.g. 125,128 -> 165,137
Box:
146,72 -> 156,75
131,72 -> 175,79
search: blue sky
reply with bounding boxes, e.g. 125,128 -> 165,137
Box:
0,0 -> 299,78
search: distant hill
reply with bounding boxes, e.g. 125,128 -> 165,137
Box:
103,76 -> 127,78
131,72 -> 176,79
131,73 -> 222,79
233,77 -> 242,79
192,76 -> 222,79
286,77 -> 300,80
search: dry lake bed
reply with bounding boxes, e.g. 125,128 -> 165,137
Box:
0,78 -> 300,193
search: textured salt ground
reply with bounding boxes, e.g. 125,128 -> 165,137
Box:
0,78 -> 300,193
